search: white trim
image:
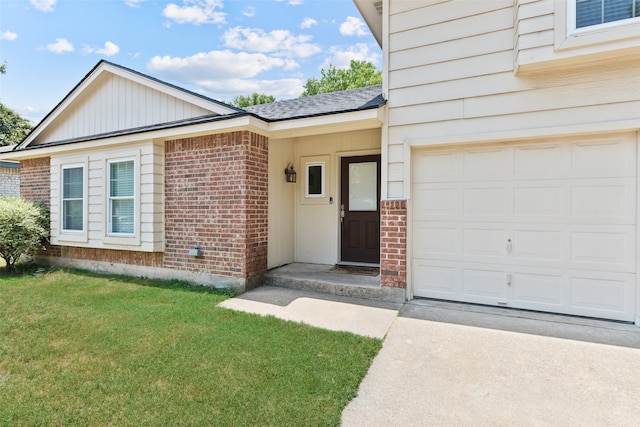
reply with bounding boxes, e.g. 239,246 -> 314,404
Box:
104,151 -> 141,247
305,161 -> 326,199
58,160 -> 88,243
568,0 -> 640,35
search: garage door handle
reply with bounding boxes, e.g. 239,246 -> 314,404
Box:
507,239 -> 512,253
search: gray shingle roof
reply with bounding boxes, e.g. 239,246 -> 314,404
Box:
245,85 -> 384,121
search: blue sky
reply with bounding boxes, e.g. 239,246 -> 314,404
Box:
0,0 -> 380,124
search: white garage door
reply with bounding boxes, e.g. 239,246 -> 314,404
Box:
412,134 -> 637,321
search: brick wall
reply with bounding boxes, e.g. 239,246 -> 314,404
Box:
165,131 -> 268,280
380,199 -> 407,288
20,158 -> 51,207
0,165 -> 20,197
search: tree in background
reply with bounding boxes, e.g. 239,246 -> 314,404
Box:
0,63 -> 33,146
229,93 -> 276,108
301,60 -> 382,97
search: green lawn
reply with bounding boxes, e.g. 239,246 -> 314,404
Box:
0,269 -> 381,426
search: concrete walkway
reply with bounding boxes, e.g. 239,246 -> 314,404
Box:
219,286 -> 640,426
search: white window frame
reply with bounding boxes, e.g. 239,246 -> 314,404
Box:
103,151 -> 140,247
568,0 -> 640,35
305,161 -> 325,199
60,163 -> 87,237
106,157 -> 137,237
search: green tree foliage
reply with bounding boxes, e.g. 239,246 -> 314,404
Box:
0,103 -> 33,146
0,63 -> 34,146
0,198 -> 49,272
301,60 -> 382,97
229,93 -> 276,108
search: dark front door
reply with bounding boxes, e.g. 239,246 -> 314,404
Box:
340,155 -> 381,264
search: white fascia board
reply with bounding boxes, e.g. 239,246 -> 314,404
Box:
3,116 -> 267,161
265,108 -> 384,139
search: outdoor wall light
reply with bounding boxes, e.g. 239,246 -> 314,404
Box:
284,163 -> 297,183
188,245 -> 202,257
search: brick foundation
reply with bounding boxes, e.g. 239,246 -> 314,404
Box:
380,199 -> 407,289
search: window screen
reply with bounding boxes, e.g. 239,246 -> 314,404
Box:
109,160 -> 134,234
62,166 -> 84,231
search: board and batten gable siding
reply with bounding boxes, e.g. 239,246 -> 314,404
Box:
385,0 -> 640,199
49,141 -> 164,252
33,72 -> 214,145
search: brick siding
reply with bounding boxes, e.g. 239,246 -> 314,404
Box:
20,131 -> 269,284
380,199 -> 407,288
164,131 -> 268,279
20,158 -> 51,208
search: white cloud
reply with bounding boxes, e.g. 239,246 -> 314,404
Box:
340,16 -> 368,36
148,50 -> 289,81
242,6 -> 255,17
30,0 -> 56,12
124,0 -> 146,7
321,43 -> 380,70
83,41 -> 120,57
300,17 -> 317,29
0,31 -> 18,41
163,0 -> 226,25
46,38 -> 74,54
222,26 -> 321,58
288,0 -> 303,5
146,50 -> 305,98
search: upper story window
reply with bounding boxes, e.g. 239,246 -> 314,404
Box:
572,0 -> 639,31
108,159 -> 135,235
62,165 -> 85,232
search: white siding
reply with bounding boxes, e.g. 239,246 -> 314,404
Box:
385,0 -> 640,199
293,129 -> 381,265
50,140 -> 164,252
36,72 -> 213,145
268,138 -> 296,269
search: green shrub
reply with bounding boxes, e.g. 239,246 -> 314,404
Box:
0,197 -> 49,272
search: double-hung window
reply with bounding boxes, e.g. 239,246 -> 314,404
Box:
108,160 -> 135,235
62,165 -> 84,232
572,0 -> 639,30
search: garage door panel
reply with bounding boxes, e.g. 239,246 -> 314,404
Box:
570,274 -> 635,320
513,185 -> 563,217
571,137 -> 636,177
512,272 -> 564,307
512,230 -> 563,262
463,187 -> 507,216
413,261 -> 459,298
513,143 -> 566,176
411,133 -> 637,322
462,268 -> 507,303
463,228 -> 507,257
413,224 -> 458,257
570,230 -> 634,269
571,180 -> 635,221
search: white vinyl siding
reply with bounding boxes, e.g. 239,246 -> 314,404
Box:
108,160 -> 135,235
62,165 -> 85,232
34,73 -> 214,145
50,141 -> 163,252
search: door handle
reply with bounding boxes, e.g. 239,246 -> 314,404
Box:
340,204 -> 345,224
507,238 -> 512,253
